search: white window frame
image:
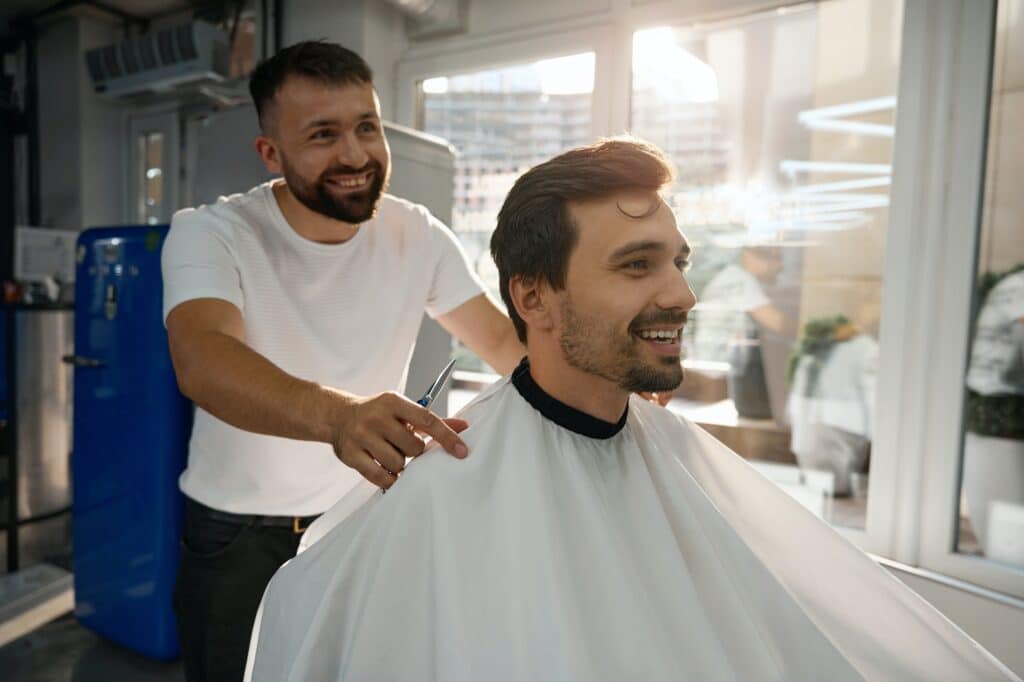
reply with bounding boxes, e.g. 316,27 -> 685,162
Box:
875,0 -> 1024,601
396,0 -> 1024,603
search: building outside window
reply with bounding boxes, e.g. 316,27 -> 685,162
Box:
420,53 -> 595,370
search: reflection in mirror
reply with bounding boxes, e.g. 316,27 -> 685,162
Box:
631,0 -> 901,530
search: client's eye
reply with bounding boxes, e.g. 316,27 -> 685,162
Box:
625,259 -> 649,272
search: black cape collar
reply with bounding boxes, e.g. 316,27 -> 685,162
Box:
510,357 -> 628,440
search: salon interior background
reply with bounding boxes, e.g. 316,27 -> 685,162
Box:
0,0 -> 1021,677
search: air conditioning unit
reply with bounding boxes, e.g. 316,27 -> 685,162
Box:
84,21 -> 230,97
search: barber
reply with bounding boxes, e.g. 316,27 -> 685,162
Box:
161,41 -> 524,682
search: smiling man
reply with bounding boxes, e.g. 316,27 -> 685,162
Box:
161,42 -> 524,682
245,139 -> 1015,682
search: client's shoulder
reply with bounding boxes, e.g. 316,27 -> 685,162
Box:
628,394 -> 691,429
386,378 -> 514,499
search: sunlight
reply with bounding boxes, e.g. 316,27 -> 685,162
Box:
535,52 -> 595,95
422,77 -> 448,94
633,26 -> 718,102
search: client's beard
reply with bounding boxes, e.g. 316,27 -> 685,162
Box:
559,301 -> 686,394
282,158 -> 388,224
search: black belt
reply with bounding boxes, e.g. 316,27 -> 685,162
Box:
188,498 -> 321,534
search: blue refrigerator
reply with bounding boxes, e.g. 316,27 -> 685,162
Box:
70,225 -> 192,660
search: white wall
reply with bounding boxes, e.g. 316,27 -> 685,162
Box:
36,17 -> 82,231
282,0 -> 407,120
77,16 -> 123,228
36,13 -> 124,232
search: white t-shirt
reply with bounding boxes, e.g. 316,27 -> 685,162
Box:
692,263 -> 770,362
161,182 -> 485,515
967,270 -> 1024,396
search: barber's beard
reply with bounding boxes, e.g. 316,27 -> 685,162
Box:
558,299 -> 685,394
281,157 -> 388,224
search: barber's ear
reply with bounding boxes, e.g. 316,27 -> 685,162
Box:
255,135 -> 282,175
509,275 -> 555,333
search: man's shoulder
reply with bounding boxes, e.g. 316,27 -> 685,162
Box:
705,263 -> 753,289
170,183 -> 271,237
375,194 -> 443,232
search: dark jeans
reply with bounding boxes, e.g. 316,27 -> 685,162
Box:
173,498 -> 304,682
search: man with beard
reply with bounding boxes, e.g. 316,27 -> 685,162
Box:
161,42 -> 524,681
244,138 -> 1015,681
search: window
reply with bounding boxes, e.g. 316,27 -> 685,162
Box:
402,0 -> 1024,600
136,131 -> 164,225
955,0 -> 1024,570
419,53 -> 596,371
127,109 -> 179,225
630,0 -> 901,531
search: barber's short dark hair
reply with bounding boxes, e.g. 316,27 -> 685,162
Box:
249,40 -> 374,131
490,137 -> 676,343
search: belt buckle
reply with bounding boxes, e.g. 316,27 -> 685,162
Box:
292,517 -> 309,534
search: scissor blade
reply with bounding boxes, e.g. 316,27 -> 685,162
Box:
422,358 -> 457,407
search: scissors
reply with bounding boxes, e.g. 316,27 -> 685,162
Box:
381,358 -> 456,495
416,358 -> 457,409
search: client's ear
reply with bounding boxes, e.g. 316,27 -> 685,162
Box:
509,275 -> 555,334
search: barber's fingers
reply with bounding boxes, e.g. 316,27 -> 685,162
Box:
349,450 -> 398,490
441,418 -> 469,433
380,419 -> 429,460
395,401 -> 469,458
361,434 -> 409,476
638,391 -> 672,407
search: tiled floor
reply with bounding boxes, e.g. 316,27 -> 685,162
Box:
0,614 -> 183,682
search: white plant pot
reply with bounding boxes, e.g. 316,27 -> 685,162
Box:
962,432 -> 1024,557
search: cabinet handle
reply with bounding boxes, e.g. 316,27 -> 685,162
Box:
61,355 -> 106,368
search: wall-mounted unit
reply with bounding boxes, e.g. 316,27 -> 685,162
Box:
84,21 -> 229,97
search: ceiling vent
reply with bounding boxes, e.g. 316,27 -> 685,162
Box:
84,20 -> 229,97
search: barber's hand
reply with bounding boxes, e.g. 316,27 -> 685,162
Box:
333,392 -> 469,490
638,391 -> 673,407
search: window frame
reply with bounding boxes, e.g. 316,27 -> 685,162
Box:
881,0 -> 1024,599
396,25 -> 617,137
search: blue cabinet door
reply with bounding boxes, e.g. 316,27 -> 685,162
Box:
71,225 -> 192,660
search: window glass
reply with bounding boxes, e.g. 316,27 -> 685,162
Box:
420,53 -> 595,371
631,0 -> 902,529
956,0 -> 1024,568
136,131 -> 164,225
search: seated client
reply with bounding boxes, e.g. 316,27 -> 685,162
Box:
245,139 -> 1015,682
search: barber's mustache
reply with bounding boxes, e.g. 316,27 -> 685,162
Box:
629,310 -> 689,331
320,160 -> 382,181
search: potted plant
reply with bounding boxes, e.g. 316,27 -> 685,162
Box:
962,264 -> 1024,561
785,315 -> 877,496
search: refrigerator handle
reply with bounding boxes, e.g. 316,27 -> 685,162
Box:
62,354 -> 107,368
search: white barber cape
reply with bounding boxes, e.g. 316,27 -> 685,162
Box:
245,360 -> 1017,682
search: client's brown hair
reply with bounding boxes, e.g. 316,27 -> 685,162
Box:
490,137 -> 676,342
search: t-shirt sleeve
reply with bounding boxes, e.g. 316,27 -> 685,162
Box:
701,264 -> 771,313
736,268 -> 771,312
161,208 -> 244,323
421,210 -> 487,319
